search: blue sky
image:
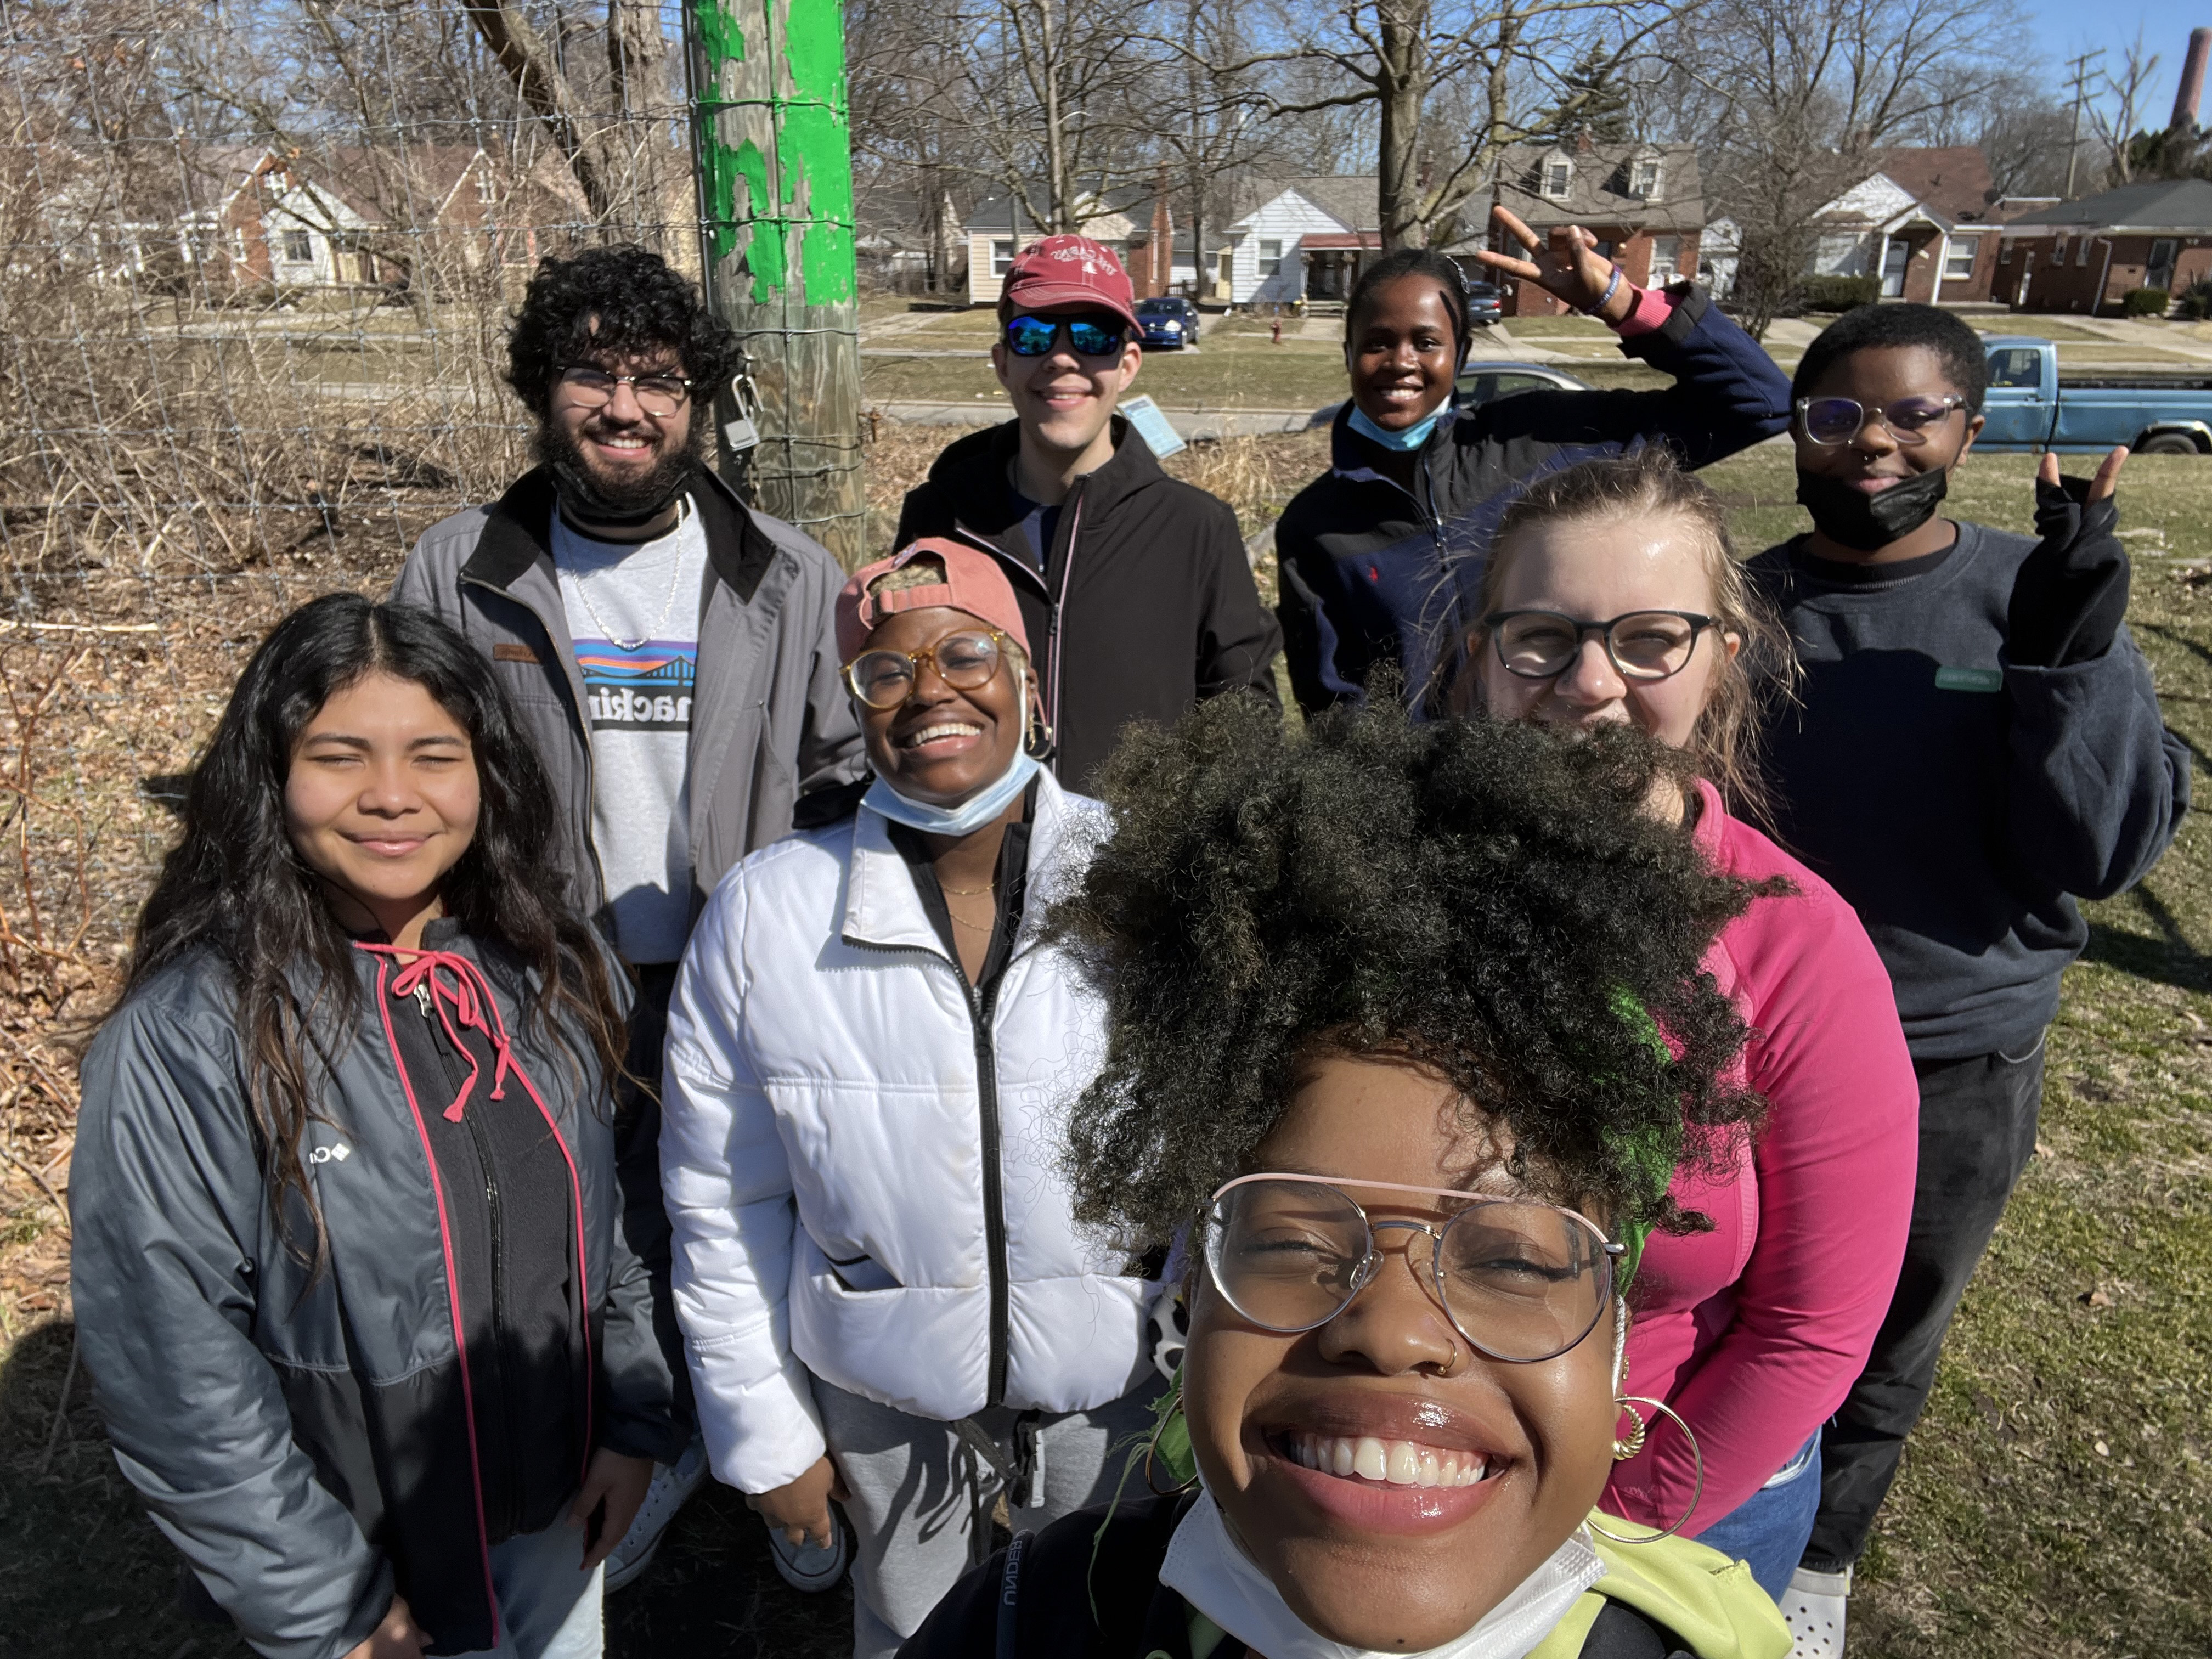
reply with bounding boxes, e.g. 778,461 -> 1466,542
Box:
2017,3 -> 2193,120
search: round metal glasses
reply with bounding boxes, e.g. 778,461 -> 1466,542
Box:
556,364 -> 695,419
1204,1175 -> 1621,1363
843,628 -> 1014,710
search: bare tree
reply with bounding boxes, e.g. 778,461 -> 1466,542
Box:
2090,36 -> 2162,188
1662,0 -> 2019,336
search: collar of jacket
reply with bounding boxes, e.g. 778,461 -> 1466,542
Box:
839,765 -> 1090,963
458,461 -> 781,604
1326,397 -> 1464,486
927,414 -> 1167,541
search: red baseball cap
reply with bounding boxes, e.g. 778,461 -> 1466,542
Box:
998,234 -> 1139,331
837,538 -> 1032,664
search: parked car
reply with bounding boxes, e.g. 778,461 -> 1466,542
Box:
1454,363 -> 1594,408
1135,296 -> 1201,349
1977,336 -> 2212,454
1465,280 -> 1503,328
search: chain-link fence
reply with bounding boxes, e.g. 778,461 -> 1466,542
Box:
0,0 -> 700,1223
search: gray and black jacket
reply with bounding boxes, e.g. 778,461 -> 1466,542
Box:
393,465 -> 865,928
70,927 -> 681,1659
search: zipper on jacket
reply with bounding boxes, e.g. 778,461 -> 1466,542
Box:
460,573 -> 610,910
964,973 -> 1013,1404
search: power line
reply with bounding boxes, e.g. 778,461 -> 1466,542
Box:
2063,48 -> 2104,201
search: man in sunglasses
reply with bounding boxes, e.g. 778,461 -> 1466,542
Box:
1746,302 -> 2188,1649
894,234 -> 1280,791
394,245 -> 864,1591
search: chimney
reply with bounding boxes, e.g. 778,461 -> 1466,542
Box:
2176,27 -> 2212,131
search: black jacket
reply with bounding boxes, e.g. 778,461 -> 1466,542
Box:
70,926 -> 680,1659
1274,285 -> 1793,714
894,417 -> 1282,791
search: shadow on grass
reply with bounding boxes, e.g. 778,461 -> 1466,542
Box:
0,1317 -> 851,1659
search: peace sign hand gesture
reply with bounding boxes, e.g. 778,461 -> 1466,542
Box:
1466,204 -> 1634,325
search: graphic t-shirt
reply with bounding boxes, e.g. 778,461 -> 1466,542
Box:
551,501 -> 709,964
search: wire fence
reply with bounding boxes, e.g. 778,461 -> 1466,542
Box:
0,0 -> 704,1218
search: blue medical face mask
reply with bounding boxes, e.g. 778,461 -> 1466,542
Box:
864,748 -> 1040,836
1347,403 -> 1443,453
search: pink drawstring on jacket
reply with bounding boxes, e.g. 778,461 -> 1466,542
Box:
354,943 -> 520,1122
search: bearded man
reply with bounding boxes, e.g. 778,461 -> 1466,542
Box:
394,244 -> 862,1591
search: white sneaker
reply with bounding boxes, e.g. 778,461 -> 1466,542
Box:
1780,1566 -> 1850,1658
763,1505 -> 851,1593
603,1437 -> 709,1593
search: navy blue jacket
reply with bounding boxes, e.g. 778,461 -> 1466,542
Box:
1273,285 -> 1791,713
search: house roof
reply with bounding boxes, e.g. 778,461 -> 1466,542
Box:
1479,143 -> 1705,233
1302,231 -> 1383,250
2004,177 -> 2212,233
1869,148 -> 1997,224
1226,176 -> 1379,233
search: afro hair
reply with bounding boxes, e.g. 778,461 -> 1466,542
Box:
505,245 -> 743,420
1790,301 -> 1989,413
1049,695 -> 1774,1252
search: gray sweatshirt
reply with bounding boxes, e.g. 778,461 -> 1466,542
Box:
1747,522 -> 2190,1062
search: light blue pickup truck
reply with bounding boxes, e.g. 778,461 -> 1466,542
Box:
1978,336 -> 2212,455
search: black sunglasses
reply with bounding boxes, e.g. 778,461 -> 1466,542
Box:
1004,313 -> 1128,358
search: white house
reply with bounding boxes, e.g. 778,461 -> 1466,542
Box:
963,185 -> 1137,307
1212,177 -> 1379,306
1806,148 -> 2004,303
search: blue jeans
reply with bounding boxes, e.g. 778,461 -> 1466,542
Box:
454,1514 -> 605,1658
1693,1433 -> 1822,1600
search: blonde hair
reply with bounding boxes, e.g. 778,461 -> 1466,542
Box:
1475,449 -> 1798,828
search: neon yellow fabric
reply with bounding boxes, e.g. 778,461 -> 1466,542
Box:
1526,1514 -> 1792,1659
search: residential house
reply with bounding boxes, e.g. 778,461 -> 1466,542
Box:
963,185 -> 1139,307
1995,178 -> 2212,313
1454,142 -> 1706,317
1806,147 -> 2008,303
1210,176 -> 1381,306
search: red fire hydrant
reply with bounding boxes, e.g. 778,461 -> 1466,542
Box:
1270,315 -> 1283,346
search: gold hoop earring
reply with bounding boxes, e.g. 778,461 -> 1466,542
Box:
1587,1395 -> 1703,1543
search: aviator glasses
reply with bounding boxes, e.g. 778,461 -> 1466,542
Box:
1205,1174 -> 1621,1363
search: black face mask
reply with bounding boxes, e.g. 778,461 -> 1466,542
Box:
1795,465 -> 1949,553
538,419 -> 702,528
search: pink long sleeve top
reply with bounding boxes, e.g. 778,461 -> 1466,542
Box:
1602,779 -> 1918,1535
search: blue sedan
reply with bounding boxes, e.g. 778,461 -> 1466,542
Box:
1135,297 -> 1201,349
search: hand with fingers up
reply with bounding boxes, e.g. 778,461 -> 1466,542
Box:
1466,205 -> 1635,325
2010,445 -> 2131,669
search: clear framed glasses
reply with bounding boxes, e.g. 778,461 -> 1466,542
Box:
1796,394 -> 1965,447
1204,1174 -> 1621,1363
1482,609 -> 1716,682
556,364 -> 695,418
843,629 -> 1013,709
1003,313 -> 1128,358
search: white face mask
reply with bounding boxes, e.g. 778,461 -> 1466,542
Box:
862,747 -> 1040,836
1159,1489 -> 1606,1659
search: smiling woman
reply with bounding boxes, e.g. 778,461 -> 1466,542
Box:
899,697 -> 1795,1659
69,594 -> 676,1659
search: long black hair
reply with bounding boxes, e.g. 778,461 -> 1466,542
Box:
114,593 -> 628,1268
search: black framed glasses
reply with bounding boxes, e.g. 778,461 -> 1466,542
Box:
1796,394 -> 1966,447
843,629 -> 1014,709
1482,609 -> 1717,682
1205,1175 -> 1620,1363
556,365 -> 695,418
1003,313 -> 1128,358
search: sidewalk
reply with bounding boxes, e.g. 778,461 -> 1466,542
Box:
876,399 -> 1327,438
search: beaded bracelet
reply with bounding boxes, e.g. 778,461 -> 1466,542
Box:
1577,264 -> 1624,318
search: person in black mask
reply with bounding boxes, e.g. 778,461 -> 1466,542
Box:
394,245 -> 865,1595
1745,302 -> 2189,1651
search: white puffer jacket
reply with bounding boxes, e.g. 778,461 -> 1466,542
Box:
661,772 -> 1153,1494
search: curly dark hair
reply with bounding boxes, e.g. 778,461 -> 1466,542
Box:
505,245 -> 743,420
1051,695 -> 1773,1254
1791,301 -> 1989,413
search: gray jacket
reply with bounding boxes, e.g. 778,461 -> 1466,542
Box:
70,932 -> 677,1659
393,466 -> 865,929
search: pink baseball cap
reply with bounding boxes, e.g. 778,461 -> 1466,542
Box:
998,234 -> 1139,331
837,538 -> 1032,664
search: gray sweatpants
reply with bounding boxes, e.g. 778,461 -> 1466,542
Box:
814,1375 -> 1167,1659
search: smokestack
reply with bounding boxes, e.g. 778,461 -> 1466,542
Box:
2176,27 -> 2212,132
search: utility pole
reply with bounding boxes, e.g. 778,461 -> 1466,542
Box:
686,0 -> 867,567
2063,48 -> 2103,201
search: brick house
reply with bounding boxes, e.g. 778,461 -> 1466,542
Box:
1452,140 -> 1706,317
1995,179 -> 2212,314
1806,147 -> 2009,303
